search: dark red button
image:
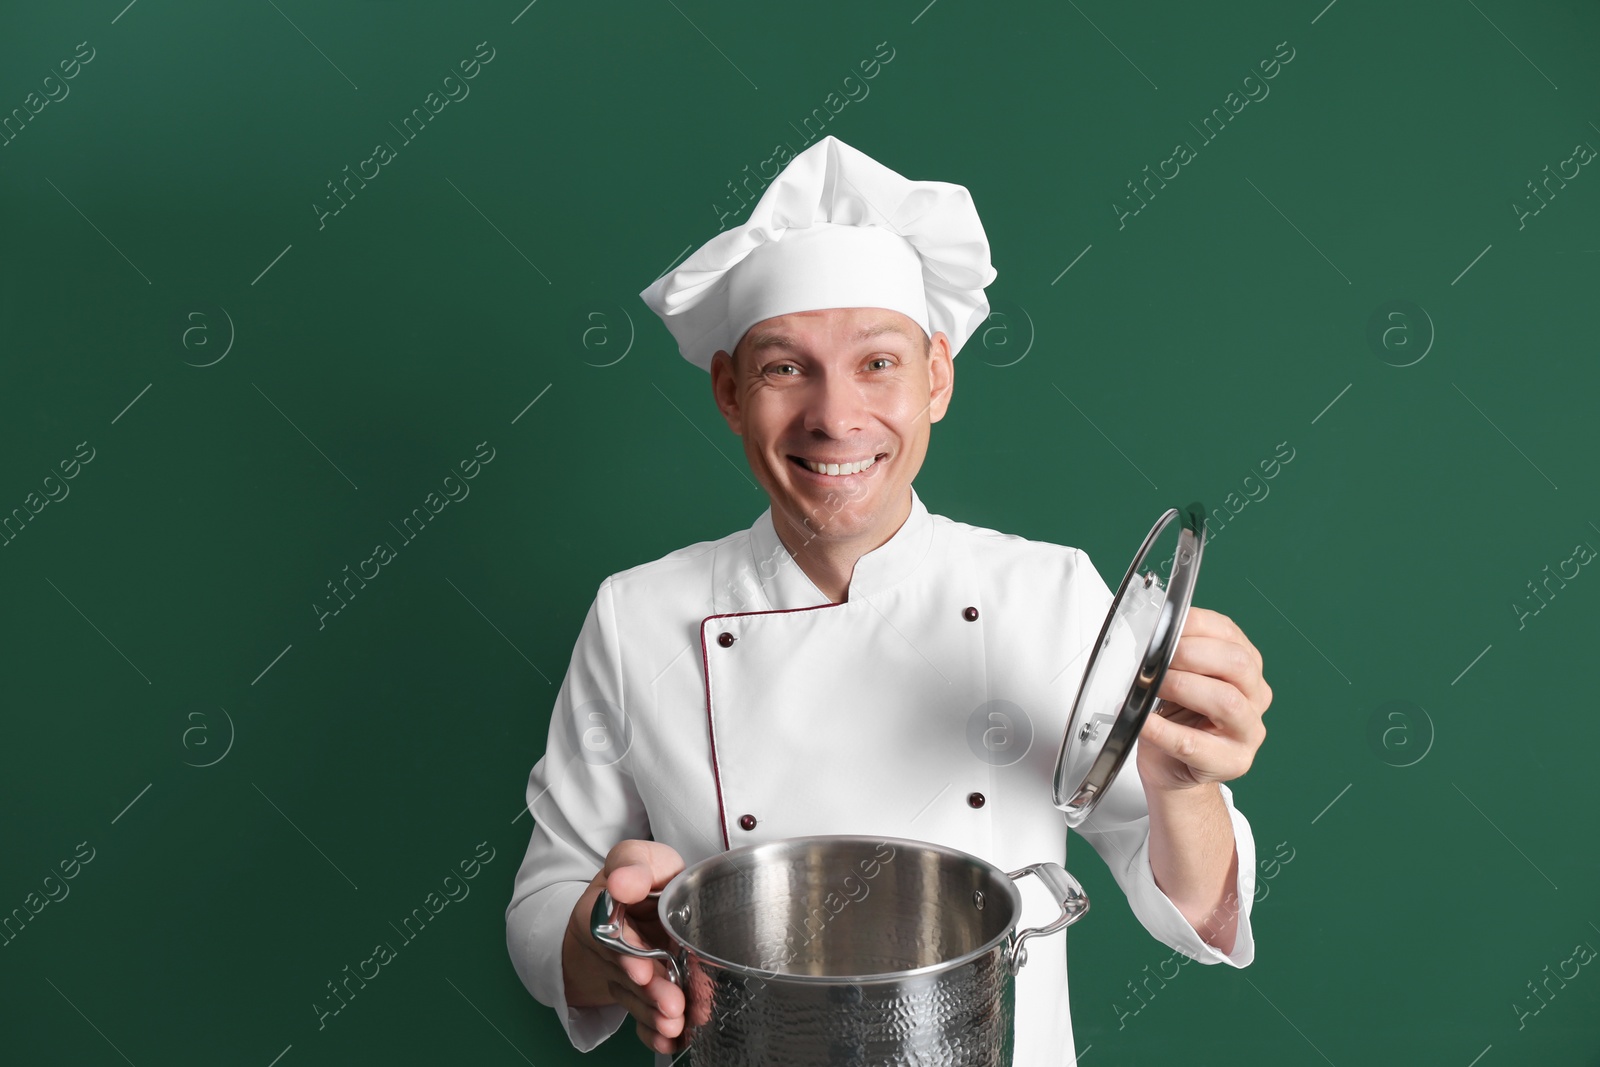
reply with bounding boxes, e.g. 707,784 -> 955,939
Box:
967,792 -> 986,808
717,631 -> 736,647
962,606 -> 979,622
739,814 -> 757,831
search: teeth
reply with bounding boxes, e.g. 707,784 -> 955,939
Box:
803,456 -> 877,476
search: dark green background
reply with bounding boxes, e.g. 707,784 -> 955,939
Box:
3,1 -> 1596,1064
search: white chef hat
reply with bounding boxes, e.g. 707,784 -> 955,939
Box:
640,135 -> 997,371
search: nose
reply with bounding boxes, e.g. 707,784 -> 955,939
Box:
801,368 -> 868,439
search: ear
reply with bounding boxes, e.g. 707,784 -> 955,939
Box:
710,349 -> 744,435
926,332 -> 955,423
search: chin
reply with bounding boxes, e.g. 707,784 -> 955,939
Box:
793,503 -> 880,541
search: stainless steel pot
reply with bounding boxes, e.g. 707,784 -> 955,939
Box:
590,834 -> 1088,1066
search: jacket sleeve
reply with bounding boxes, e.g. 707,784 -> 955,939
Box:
504,576 -> 653,1049
1066,549 -> 1257,968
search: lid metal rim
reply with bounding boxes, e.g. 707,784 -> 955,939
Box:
1053,504 -> 1208,825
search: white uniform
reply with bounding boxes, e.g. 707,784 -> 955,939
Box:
505,487 -> 1256,1065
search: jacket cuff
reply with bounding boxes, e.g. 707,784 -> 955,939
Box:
506,880 -> 630,1051
1123,782 -> 1257,968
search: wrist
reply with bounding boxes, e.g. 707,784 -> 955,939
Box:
1143,776 -> 1221,812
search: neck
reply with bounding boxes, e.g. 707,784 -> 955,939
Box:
770,490 -> 913,604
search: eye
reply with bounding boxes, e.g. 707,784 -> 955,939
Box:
767,362 -> 800,376
866,357 -> 894,371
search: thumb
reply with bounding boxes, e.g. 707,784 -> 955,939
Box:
604,840 -> 685,904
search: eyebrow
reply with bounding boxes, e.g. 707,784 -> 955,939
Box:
744,321 -> 915,354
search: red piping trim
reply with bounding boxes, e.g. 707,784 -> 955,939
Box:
699,601 -> 845,851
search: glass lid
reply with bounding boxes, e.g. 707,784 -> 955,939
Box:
1052,502 -> 1207,827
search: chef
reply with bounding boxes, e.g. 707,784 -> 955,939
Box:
505,135 -> 1271,1065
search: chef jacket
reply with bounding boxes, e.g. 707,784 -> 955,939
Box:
505,486 -> 1256,1065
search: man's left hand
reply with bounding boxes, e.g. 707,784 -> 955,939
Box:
1137,606 -> 1271,794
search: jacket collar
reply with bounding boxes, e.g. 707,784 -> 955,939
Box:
745,486 -> 936,609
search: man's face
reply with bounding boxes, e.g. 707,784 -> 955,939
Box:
710,307 -> 954,554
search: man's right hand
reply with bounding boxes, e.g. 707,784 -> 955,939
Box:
562,840 -> 688,1056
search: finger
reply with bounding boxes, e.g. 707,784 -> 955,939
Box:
635,1018 -> 689,1057
597,929 -> 672,989
608,978 -> 667,1031
1177,605 -> 1228,637
605,840 -> 686,903
1140,708 -> 1256,780
1156,669 -> 1258,735
1169,635 -> 1267,699
635,1019 -> 669,1057
642,971 -> 686,1023
607,974 -> 686,1037
578,927 -> 648,989
580,910 -> 668,989
1152,701 -> 1211,731
1181,607 -> 1262,666
614,951 -> 655,990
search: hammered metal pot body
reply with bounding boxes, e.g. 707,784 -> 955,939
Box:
655,836 -> 1030,1067
676,944 -> 1015,1066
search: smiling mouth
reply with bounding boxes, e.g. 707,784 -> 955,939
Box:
788,453 -> 888,477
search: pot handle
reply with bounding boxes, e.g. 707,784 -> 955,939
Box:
590,887 -> 684,988
1004,862 -> 1090,975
